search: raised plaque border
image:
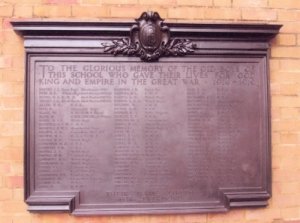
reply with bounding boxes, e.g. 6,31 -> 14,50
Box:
12,12 -> 281,215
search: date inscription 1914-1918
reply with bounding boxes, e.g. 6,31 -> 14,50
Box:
101,11 -> 197,62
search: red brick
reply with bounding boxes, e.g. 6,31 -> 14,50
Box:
107,216 -> 148,223
208,209 -> 245,222
12,188 -> 24,201
34,5 -> 71,17
140,0 -> 176,5
0,163 -> 11,175
272,155 -> 281,169
1,96 -> 24,108
145,215 -> 171,223
2,69 -> 24,82
175,214 -> 207,223
1,147 -> 23,161
272,96 -> 300,107
233,0 -> 267,7
213,0 -> 231,6
272,132 -> 280,145
10,136 -> 23,147
272,194 -> 300,208
279,154 -> 300,170
281,207 -> 300,219
40,214 -> 79,223
0,188 -> 12,201
0,216 -> 13,223
1,201 -> 27,213
272,34 -> 296,46
278,10 -> 300,21
273,169 -> 300,182
168,7 -> 205,20
0,136 -> 11,149
0,123 -> 23,136
3,29 -> 23,43
272,120 -> 300,131
80,0 -> 100,4
269,0 -> 300,9
279,60 -> 300,71
12,215 -> 32,223
14,5 -> 33,18
245,208 -> 281,221
3,0 -> 42,3
0,82 -> 23,96
280,132 -> 298,144
31,215 -> 43,223
271,107 -> 281,120
101,0 -> 137,3
297,35 -> 300,46
72,5 -> 109,18
176,0 -> 213,6
11,162 -> 23,176
270,83 -> 280,95
5,176 -> 23,189
273,145 -> 300,157
205,8 -> 241,20
13,215 -> 31,223
280,83 -> 299,95
0,31 -> 4,44
12,56 -> 25,69
146,7 -> 168,19
111,6 -> 155,18
44,0 -> 78,3
270,59 -> 280,71
271,47 -> 300,59
242,8 -> 277,21
281,108 -> 299,119
0,56 -> 12,68
2,44 -> 24,56
0,4 -> 13,17
10,136 -> 24,149
281,22 -> 300,33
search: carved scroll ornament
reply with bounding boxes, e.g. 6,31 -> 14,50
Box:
101,11 -> 197,62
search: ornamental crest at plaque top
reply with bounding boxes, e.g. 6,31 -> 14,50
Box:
101,11 -> 197,62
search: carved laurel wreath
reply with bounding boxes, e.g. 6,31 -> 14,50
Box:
101,11 -> 197,62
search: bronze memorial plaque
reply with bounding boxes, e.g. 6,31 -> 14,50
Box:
12,12 -> 281,215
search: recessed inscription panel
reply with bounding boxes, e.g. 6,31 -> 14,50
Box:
33,59 -> 265,211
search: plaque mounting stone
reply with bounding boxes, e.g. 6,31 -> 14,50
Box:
12,12 -> 281,215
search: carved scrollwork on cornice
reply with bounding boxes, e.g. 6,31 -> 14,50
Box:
101,11 -> 197,62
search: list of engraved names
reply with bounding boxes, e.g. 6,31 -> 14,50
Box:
35,61 -> 261,203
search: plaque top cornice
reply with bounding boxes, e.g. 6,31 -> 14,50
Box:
11,13 -> 281,41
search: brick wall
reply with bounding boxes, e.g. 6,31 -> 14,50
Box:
0,0 -> 299,222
